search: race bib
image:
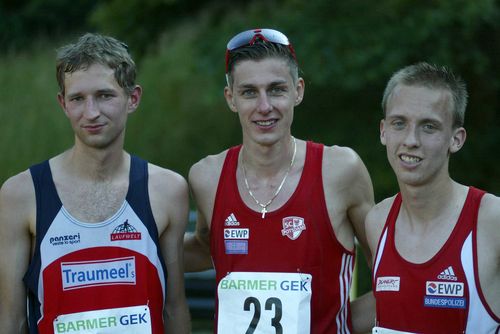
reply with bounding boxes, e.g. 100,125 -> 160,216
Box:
373,326 -> 417,334
53,305 -> 152,333
217,272 -> 312,334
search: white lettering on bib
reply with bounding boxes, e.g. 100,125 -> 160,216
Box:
217,272 -> 312,333
53,305 -> 152,333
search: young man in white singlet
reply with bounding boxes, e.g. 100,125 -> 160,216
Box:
184,28 -> 375,333
367,62 -> 500,333
0,33 -> 190,333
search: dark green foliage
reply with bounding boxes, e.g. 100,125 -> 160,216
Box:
0,0 -> 99,53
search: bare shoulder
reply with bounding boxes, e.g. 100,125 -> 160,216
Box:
478,193 -> 500,247
188,150 -> 229,228
322,145 -> 373,201
324,145 -> 363,168
147,163 -> 189,234
323,145 -> 368,184
189,150 -> 228,198
0,170 -> 36,230
148,163 -> 188,199
366,196 -> 395,231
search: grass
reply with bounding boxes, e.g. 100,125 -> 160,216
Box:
0,44 -> 72,183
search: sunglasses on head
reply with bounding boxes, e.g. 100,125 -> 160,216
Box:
225,28 -> 297,73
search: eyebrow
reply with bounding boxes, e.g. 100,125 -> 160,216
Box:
95,88 -> 117,95
66,88 -> 117,99
387,114 -> 443,125
236,80 -> 289,89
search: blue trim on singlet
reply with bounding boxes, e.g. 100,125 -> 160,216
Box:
126,156 -> 168,291
24,155 -> 168,333
25,160 -> 61,333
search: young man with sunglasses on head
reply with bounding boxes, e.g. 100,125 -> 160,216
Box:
0,33 -> 190,333
367,63 -> 500,333
184,28 -> 375,333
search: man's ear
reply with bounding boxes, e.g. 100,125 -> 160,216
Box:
224,86 -> 237,113
380,119 -> 387,146
127,85 -> 142,114
294,77 -> 305,106
449,127 -> 466,154
57,92 -> 69,117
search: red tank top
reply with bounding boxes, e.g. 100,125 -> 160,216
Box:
211,142 -> 355,334
373,187 -> 500,333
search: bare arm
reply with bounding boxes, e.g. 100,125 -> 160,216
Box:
351,291 -> 376,334
325,146 -> 375,263
477,193 -> 500,317
323,146 -> 375,333
0,171 -> 35,333
183,213 -> 212,272
344,152 -> 375,266
351,198 -> 395,333
184,153 -> 225,272
149,166 -> 191,334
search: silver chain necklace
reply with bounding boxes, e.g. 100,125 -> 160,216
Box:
241,136 -> 297,218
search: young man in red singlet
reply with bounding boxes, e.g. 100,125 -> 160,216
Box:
0,33 -> 190,333
367,62 -> 500,333
184,28 -> 375,333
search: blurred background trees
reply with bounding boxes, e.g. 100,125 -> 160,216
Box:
1,0 -> 499,323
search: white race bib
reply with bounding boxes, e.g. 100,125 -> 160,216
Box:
217,272 -> 312,334
53,305 -> 152,333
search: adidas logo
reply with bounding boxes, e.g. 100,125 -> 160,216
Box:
224,213 -> 240,226
437,266 -> 458,281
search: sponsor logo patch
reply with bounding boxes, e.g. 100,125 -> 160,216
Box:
426,281 -> 464,297
424,296 -> 466,309
437,266 -> 458,281
224,213 -> 240,226
61,256 -> 136,290
224,228 -> 249,240
281,216 -> 306,240
110,220 -> 141,241
224,240 -> 248,255
376,276 -> 401,292
50,233 -> 81,246
424,280 -> 465,309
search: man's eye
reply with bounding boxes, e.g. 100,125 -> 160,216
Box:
70,96 -> 83,102
392,120 -> 405,129
270,87 -> 286,95
423,123 -> 437,131
241,90 -> 256,97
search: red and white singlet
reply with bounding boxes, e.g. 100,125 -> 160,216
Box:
372,187 -> 500,333
24,157 -> 167,334
211,142 -> 355,334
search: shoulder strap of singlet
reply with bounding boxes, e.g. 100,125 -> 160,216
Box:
126,156 -> 153,222
126,155 -> 162,242
25,160 -> 62,333
464,186 -> 486,227
372,193 -> 402,278
126,155 -> 167,283
29,160 -> 63,251
221,145 -> 241,183
211,145 -> 241,218
296,141 -> 324,198
385,193 -> 402,235
304,141 -> 323,179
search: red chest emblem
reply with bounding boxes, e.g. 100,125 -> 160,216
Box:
281,216 -> 306,240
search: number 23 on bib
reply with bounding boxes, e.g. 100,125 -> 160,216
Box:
217,272 -> 312,333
